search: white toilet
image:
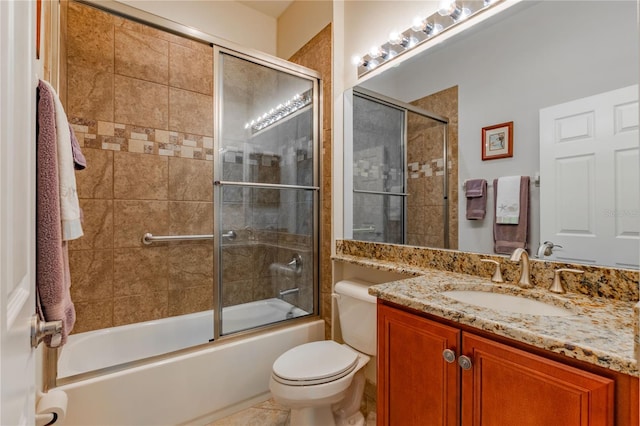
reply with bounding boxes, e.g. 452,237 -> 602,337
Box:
269,279 -> 376,426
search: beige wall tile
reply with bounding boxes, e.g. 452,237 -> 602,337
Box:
67,64 -> 114,121
76,148 -> 113,199
113,247 -> 169,296
113,15 -> 174,43
114,200 -> 169,248
168,157 -> 212,201
169,244 -> 214,289
72,299 -> 113,333
69,249 -> 113,302
221,245 -> 254,283
169,43 -> 213,95
114,152 -> 168,200
168,286 -> 213,317
69,199 -> 113,250
115,75 -> 168,129
169,88 -> 213,136
113,292 -> 168,326
115,28 -> 169,85
169,201 -> 213,236
67,2 -> 114,72
221,279 -> 254,307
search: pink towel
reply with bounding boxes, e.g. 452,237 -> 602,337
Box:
493,176 -> 529,254
465,179 -> 487,220
36,80 -> 76,347
69,124 -> 86,170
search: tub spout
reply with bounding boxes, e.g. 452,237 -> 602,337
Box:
278,287 -> 299,299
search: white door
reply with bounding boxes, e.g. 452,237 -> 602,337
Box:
1,0 -> 39,424
540,85 -> 639,268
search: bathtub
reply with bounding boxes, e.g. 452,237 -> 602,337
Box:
58,298 -> 309,378
56,299 -> 323,426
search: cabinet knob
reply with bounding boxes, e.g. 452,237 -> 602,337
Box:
458,355 -> 473,370
442,349 -> 456,363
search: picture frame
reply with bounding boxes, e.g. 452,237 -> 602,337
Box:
482,121 -> 513,160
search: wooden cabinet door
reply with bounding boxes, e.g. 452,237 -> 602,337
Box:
461,333 -> 614,426
377,303 -> 461,426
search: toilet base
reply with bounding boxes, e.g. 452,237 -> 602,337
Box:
290,406 -> 337,426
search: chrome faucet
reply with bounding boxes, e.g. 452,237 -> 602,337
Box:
536,241 -> 562,259
510,248 -> 533,288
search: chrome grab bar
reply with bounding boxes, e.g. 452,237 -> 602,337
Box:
353,225 -> 376,233
142,230 -> 236,245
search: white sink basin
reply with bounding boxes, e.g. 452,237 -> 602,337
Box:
441,290 -> 574,317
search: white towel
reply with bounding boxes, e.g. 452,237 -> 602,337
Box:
496,176 -> 521,224
41,80 -> 83,241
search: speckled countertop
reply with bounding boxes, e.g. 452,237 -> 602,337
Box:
335,254 -> 639,377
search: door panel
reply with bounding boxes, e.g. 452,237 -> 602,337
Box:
461,333 -> 614,426
540,85 -> 639,267
377,304 -> 460,426
215,49 -> 318,337
1,0 -> 38,423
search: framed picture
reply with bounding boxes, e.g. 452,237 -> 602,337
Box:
482,121 -> 513,160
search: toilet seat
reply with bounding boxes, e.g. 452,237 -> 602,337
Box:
272,341 -> 359,386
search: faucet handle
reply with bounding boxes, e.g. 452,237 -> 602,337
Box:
481,259 -> 504,283
550,268 -> 583,294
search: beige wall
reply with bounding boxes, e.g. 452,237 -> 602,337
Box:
277,1 -> 332,59
116,0 -> 278,55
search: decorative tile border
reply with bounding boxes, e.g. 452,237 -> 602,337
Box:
70,117 -> 214,160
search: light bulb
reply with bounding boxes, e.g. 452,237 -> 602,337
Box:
438,0 -> 457,16
411,16 -> 425,32
369,46 -> 383,58
389,31 -> 403,45
351,55 -> 363,66
438,0 -> 470,21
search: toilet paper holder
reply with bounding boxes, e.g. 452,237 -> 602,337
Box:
36,390 -> 67,426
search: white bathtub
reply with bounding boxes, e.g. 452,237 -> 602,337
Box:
56,299 -> 323,426
58,298 -> 308,378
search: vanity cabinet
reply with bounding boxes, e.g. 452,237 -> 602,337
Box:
377,302 -> 617,426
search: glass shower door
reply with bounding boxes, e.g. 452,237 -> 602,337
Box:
214,49 -> 319,337
352,95 -> 406,244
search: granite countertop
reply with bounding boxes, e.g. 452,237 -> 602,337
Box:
335,254 -> 638,377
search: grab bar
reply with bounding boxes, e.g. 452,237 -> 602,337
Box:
142,230 -> 236,245
353,225 -> 376,233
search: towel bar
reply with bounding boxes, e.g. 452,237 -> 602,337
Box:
462,174 -> 540,191
142,231 -> 236,245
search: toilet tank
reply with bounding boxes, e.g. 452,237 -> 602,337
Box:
334,279 -> 377,356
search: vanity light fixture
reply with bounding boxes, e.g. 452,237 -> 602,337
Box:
244,89 -> 313,134
355,0 -> 505,78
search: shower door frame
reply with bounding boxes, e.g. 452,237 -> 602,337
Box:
348,87 -> 451,248
212,46 -> 321,341
47,0 -> 322,389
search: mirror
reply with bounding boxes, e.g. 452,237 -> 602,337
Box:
345,0 -> 639,268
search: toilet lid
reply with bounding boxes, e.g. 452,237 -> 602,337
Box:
272,341 -> 359,385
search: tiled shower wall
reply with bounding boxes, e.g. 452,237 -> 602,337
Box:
65,2 -> 319,333
65,1 -> 216,332
408,86 -> 459,249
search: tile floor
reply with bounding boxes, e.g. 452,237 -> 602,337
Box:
207,398 -> 377,426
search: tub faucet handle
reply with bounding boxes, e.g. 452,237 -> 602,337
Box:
549,268 -> 583,294
480,259 -> 504,283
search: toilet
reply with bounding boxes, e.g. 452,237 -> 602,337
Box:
269,279 -> 376,426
